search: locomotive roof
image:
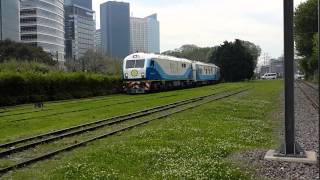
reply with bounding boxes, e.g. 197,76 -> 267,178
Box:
195,61 -> 219,68
124,53 -> 192,63
124,53 -> 219,68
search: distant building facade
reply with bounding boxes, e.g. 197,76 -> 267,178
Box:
64,3 -> 95,60
65,0 -> 92,10
95,29 -> 102,52
259,57 -> 284,78
100,1 -> 130,58
270,58 -> 284,77
0,0 -> 20,41
20,0 -> 65,61
130,14 -> 160,53
146,14 -> 160,53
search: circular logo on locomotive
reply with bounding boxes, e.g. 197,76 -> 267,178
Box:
131,70 -> 139,77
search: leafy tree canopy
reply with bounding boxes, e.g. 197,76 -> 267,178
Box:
209,39 -> 256,82
162,44 -> 217,62
294,0 -> 318,57
0,39 -> 55,65
294,0 -> 318,79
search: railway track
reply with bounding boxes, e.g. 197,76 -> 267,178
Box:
296,81 -> 319,110
0,88 -> 248,175
1,94 -> 179,122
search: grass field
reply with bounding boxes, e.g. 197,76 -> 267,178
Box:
1,80 -> 283,179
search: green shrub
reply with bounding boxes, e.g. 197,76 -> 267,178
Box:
0,72 -> 122,106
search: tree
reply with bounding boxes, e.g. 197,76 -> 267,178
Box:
162,44 -> 217,62
209,39 -> 256,82
241,41 -> 261,67
294,0 -> 318,79
66,50 -> 122,75
0,40 -> 54,65
294,0 -> 318,57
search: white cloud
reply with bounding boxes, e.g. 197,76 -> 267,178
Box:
93,0 -> 308,57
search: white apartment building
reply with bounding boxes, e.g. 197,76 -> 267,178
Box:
130,14 -> 160,54
20,0 -> 65,61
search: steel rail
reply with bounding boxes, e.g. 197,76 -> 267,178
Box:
297,81 -> 319,110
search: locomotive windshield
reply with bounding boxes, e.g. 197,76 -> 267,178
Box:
125,59 -> 145,68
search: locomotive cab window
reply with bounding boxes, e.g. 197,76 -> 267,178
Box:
126,60 -> 135,68
135,60 -> 145,68
126,59 -> 145,68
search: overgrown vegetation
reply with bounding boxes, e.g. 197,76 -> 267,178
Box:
0,71 -> 121,106
0,60 -> 121,106
0,40 -> 55,65
294,0 -> 319,79
0,60 -> 59,74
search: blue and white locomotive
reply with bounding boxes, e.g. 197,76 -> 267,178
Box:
123,53 -> 220,93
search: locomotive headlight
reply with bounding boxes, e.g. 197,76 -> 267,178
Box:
141,73 -> 145,78
125,73 -> 128,78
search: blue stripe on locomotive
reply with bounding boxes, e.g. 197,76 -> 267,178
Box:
145,60 -> 193,81
196,73 -> 218,81
143,59 -> 219,81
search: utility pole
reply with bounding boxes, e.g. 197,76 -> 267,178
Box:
281,0 -> 303,155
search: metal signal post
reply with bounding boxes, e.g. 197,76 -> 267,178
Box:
279,0 -> 305,156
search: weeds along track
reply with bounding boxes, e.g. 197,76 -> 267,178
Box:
0,94 -> 180,122
0,88 -> 249,175
0,93 -> 180,116
0,84 -> 225,114
0,95 -> 118,113
297,80 -> 319,110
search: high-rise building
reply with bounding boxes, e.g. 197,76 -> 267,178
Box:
95,29 -> 102,52
65,0 -> 92,10
146,14 -> 160,53
100,1 -> 130,58
0,0 -> 20,41
20,0 -> 65,61
65,3 -> 95,60
130,14 -> 160,53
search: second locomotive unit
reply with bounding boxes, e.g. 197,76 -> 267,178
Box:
123,53 -> 220,93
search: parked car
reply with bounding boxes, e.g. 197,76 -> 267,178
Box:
295,73 -> 305,80
261,73 -> 277,80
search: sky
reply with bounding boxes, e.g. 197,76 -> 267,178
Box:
93,0 -> 307,58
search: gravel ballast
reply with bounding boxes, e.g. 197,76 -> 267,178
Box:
231,82 -> 319,180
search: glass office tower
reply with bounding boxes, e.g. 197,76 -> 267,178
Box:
65,4 -> 95,60
65,0 -> 92,10
100,1 -> 130,58
0,0 -> 20,41
95,29 -> 102,52
20,0 -> 65,61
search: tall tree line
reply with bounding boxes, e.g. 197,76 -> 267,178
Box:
294,0 -> 318,79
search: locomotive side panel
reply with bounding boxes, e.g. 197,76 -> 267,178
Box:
146,58 -> 193,81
